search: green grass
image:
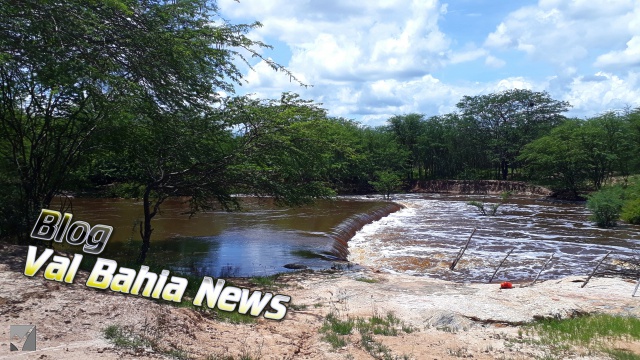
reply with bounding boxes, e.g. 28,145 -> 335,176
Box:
355,277 -> 379,283
249,275 -> 278,287
534,314 -> 640,346
103,324 -> 192,359
103,325 -> 149,349
289,303 -> 307,311
322,332 -> 348,349
529,314 -> 640,359
318,310 -> 414,358
318,312 -> 354,350
321,312 -> 354,335
213,309 -> 256,324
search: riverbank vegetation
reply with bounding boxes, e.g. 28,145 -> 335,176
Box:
2,0 -> 640,259
586,176 -> 640,228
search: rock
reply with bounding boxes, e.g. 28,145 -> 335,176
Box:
283,263 -> 308,270
424,310 -> 474,332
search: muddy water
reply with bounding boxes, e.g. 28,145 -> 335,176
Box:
349,194 -> 640,283
50,196 -> 389,277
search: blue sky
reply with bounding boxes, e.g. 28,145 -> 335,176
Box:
218,0 -> 640,126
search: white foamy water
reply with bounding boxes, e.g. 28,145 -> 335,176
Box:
348,194 -> 640,282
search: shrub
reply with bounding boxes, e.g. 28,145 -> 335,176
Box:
621,198 -> 640,225
586,187 -> 624,228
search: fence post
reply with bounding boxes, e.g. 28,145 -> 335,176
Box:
450,228 -> 476,271
488,247 -> 515,283
531,253 -> 555,286
581,251 -> 612,288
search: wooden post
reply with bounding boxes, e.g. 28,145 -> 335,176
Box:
581,251 -> 612,288
450,228 -> 476,271
632,277 -> 640,297
488,247 -> 515,283
531,253 -> 554,286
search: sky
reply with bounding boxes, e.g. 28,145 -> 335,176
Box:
217,0 -> 640,126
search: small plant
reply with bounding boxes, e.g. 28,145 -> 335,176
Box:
103,325 -> 149,349
587,187 -> 624,227
401,324 -> 416,334
468,191 -> 512,216
321,312 -> 354,335
289,303 -> 308,311
356,277 -> 379,283
322,332 -> 347,349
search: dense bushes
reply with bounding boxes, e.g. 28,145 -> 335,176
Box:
586,187 -> 624,227
621,199 -> 640,225
586,177 -> 640,227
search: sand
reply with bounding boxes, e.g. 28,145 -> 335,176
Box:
1,244 -> 639,360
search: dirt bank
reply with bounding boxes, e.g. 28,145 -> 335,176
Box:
1,244 -> 638,359
412,180 -> 553,196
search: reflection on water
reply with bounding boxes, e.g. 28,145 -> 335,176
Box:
349,194 -> 640,282
50,196 -> 389,277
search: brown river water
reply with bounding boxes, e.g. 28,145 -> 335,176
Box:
51,194 -> 640,282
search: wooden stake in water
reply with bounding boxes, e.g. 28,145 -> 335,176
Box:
450,228 -> 476,271
581,251 -> 612,288
488,247 -> 515,283
531,253 -> 554,286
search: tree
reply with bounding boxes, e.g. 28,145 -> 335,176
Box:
578,112 -> 634,189
518,120 -> 588,197
387,113 -> 426,183
456,89 -> 570,180
92,93 -> 336,263
519,114 -> 635,197
369,171 -> 403,199
0,0 -> 301,241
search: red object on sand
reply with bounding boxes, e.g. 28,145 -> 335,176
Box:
500,281 -> 513,289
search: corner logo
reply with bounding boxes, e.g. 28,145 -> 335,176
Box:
10,325 -> 36,351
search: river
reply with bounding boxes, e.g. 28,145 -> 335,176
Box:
53,194 -> 640,282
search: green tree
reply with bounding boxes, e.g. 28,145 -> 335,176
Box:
518,120 -> 588,197
93,93 -> 336,263
0,0 -> 300,240
369,171 -> 403,199
0,0 -> 301,240
456,89 -> 570,180
387,113 -> 426,183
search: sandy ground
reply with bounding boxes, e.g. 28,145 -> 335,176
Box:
1,244 -> 639,360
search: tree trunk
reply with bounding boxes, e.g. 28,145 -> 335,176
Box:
501,159 -> 509,180
137,185 -> 154,264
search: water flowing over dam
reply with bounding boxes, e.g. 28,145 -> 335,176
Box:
349,194 -> 640,283
328,202 -> 405,260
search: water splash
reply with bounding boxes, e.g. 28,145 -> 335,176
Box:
328,202 -> 405,260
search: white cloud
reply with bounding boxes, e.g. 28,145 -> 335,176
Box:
221,0 -> 450,83
449,48 -> 487,64
220,1 -> 640,125
560,71 -> 640,116
485,55 -> 506,68
484,1 -> 638,67
595,36 -> 640,68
